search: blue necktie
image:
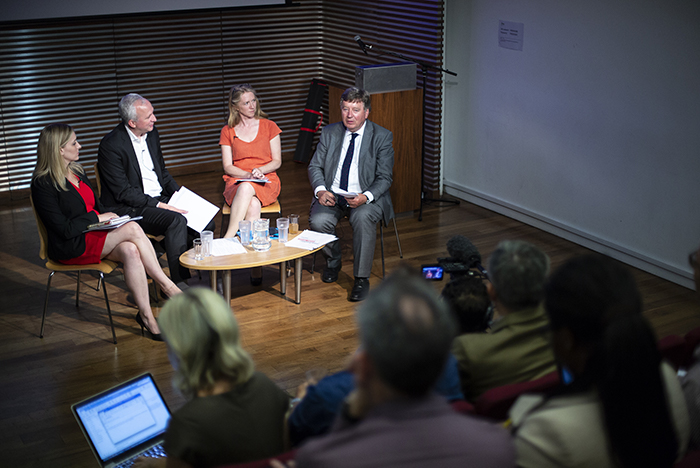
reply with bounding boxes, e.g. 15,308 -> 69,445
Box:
339,133 -> 358,191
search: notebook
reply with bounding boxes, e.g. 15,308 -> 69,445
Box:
72,373 -> 171,467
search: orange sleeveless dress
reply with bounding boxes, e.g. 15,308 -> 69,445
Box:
220,118 -> 282,207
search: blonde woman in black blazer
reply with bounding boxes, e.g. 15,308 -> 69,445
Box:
31,123 -> 181,341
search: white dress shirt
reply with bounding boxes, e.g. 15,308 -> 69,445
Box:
126,126 -> 162,198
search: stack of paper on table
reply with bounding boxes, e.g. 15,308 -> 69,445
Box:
285,230 -> 338,250
168,186 -> 219,233
211,238 -> 247,256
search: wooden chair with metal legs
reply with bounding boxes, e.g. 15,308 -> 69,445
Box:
30,195 -> 119,344
220,199 -> 282,237
311,216 -> 403,278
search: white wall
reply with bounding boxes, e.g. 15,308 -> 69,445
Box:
444,0 -> 700,288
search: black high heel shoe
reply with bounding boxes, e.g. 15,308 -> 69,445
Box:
135,314 -> 163,342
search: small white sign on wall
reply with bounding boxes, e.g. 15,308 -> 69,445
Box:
499,20 -> 524,51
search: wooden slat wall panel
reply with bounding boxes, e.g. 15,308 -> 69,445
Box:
0,0 -> 444,200
0,24 -> 121,195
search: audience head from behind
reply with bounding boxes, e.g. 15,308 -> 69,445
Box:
441,274 -> 492,334
353,268 -> 457,399
544,254 -> 679,467
227,83 -> 268,127
158,287 -> 254,399
487,240 -> 549,314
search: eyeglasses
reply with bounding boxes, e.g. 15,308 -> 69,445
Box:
689,251 -> 698,269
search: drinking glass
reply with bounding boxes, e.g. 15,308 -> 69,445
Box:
252,218 -> 271,251
289,214 -> 299,234
239,220 -> 251,246
277,217 -> 289,243
193,238 -> 203,260
201,230 -> 213,257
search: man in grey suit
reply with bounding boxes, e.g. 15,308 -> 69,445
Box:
308,87 -> 394,302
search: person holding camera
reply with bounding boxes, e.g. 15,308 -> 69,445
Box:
452,240 -> 557,401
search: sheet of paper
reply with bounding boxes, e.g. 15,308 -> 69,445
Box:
333,189 -> 358,198
284,230 -> 338,250
211,238 -> 247,256
168,186 -> 220,233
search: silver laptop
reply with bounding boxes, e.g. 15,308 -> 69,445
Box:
72,373 -> 171,467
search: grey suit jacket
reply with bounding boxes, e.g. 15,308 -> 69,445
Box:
97,123 -> 179,214
308,120 -> 394,224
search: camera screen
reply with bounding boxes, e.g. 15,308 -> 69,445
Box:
422,265 -> 444,280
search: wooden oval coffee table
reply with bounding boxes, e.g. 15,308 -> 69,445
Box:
179,234 -> 324,305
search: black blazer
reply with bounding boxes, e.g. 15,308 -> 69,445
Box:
30,171 -> 102,261
97,123 -> 179,214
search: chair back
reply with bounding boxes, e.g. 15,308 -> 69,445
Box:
29,193 -> 50,261
93,162 -> 102,197
474,371 -> 560,421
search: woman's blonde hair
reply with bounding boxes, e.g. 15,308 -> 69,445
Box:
158,288 -> 255,399
32,123 -> 84,191
227,83 -> 268,128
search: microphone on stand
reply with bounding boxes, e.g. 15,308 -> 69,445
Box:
354,35 -> 371,55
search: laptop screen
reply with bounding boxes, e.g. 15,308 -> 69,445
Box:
72,373 -> 171,464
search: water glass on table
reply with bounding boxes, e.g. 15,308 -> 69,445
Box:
277,217 -> 289,243
289,214 -> 299,234
239,220 -> 251,246
201,230 -> 213,257
252,218 -> 271,252
193,238 -> 203,260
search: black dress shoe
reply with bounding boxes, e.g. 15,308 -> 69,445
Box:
349,277 -> 370,302
322,267 -> 340,283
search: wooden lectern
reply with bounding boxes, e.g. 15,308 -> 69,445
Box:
328,84 -> 422,214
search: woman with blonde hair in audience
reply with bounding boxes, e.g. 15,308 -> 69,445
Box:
510,254 -> 690,467
30,123 -> 180,341
135,288 -> 290,468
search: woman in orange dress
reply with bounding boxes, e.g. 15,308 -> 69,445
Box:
220,84 -> 282,238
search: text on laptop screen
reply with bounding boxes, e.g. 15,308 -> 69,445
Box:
74,374 -> 170,462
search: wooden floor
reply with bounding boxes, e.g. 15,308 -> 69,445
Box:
1,154 -> 699,467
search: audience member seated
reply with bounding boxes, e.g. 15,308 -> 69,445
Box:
681,244 -> 700,450
31,123 -> 181,341
134,288 -> 290,468
286,269 -> 515,468
287,354 -> 464,447
220,84 -> 282,239
441,274 -> 493,334
452,240 -> 556,401
510,254 -> 690,468
287,274 -> 491,447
